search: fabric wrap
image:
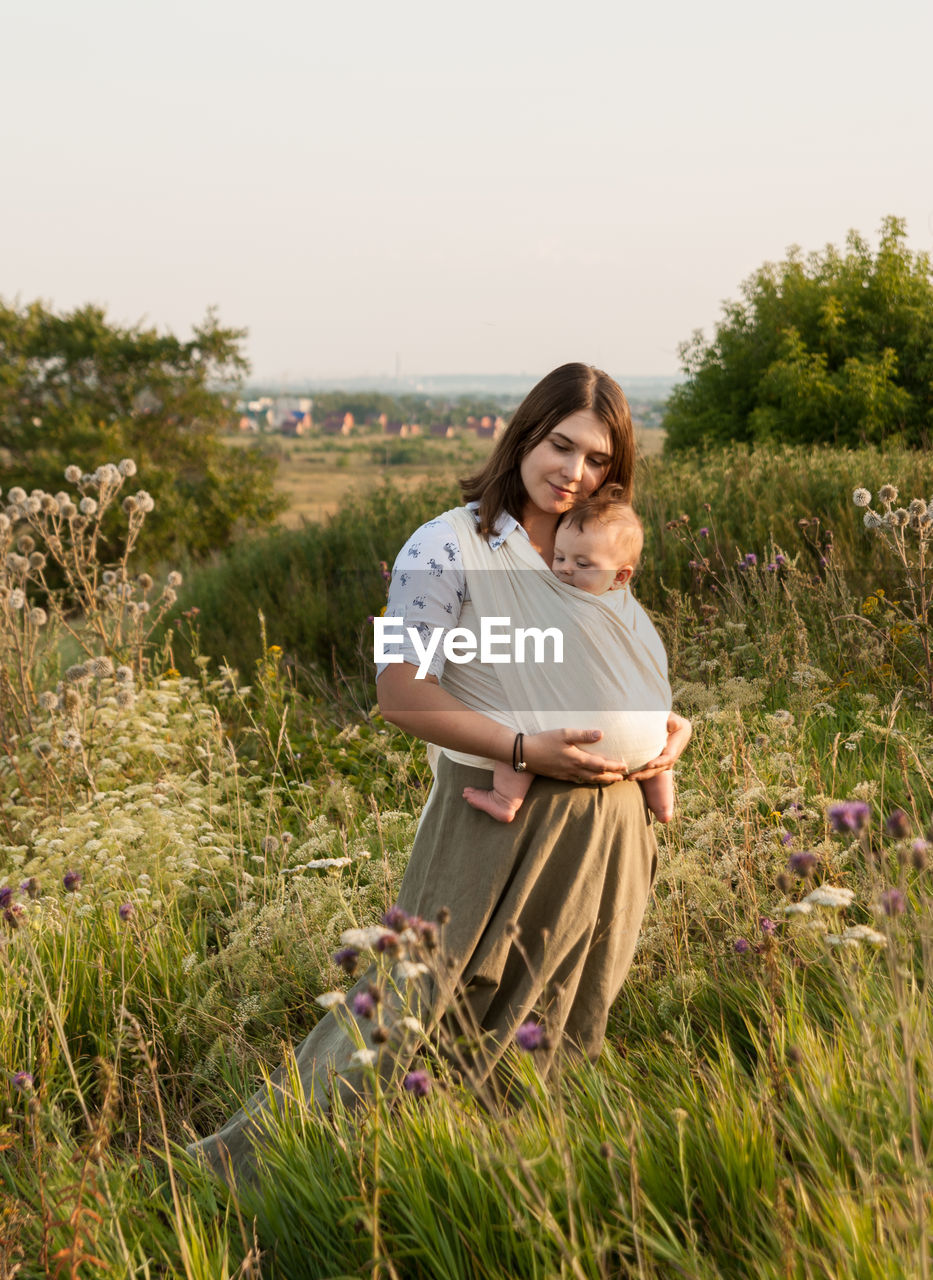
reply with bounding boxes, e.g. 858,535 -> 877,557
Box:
435,506 -> 671,772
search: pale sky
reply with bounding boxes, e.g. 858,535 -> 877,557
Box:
4,0 -> 931,382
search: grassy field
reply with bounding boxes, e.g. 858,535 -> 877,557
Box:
226,426 -> 666,525
1,444 -> 932,1277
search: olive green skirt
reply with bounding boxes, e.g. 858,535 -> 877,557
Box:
186,756 -> 658,1181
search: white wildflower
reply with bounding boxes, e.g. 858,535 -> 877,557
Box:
783,902 -> 813,916
394,961 -> 429,979
315,991 -> 346,1009
397,1016 -> 423,1034
842,924 -> 886,947
824,934 -> 859,948
340,925 -> 397,950
349,1048 -> 377,1067
804,884 -> 856,909
852,488 -> 871,508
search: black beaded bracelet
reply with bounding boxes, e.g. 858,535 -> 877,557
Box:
512,732 -> 527,773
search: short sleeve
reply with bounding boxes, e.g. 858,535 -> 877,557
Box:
374,517 -> 466,680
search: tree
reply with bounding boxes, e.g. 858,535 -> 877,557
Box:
0,300 -> 284,561
663,217 -> 933,452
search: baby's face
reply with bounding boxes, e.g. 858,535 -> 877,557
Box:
552,521 -> 630,595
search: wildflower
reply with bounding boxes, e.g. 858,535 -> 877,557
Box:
136,491 -> 155,513
7,486 -> 26,503
89,656 -> 114,678
776,872 -> 794,894
774,553 -> 787,566
63,870 -> 81,892
375,932 -> 400,954
827,800 -> 871,834
744,552 -> 758,566
115,665 -> 134,682
118,902 -> 135,922
879,888 -> 906,917
0,887 -> 12,909
841,924 -> 886,947
20,878 -> 39,900
315,991 -> 346,1009
698,527 -> 709,537
352,991 -> 377,1019
118,458 -> 137,477
788,850 -> 818,878
878,485 -> 898,504
908,498 -> 926,517
64,663 -> 88,683
852,488 -> 871,507
803,884 -> 855,909
12,1071 -> 34,1091
167,570 -> 183,588
29,607 -> 47,626
885,809 -> 911,839
515,1021 -> 545,1050
115,688 -> 135,709
403,1070 -> 432,1097
398,1016 -> 423,1034
162,587 -> 177,606
333,946 -> 359,975
733,937 -> 751,953
64,465 -> 82,483
60,501 -> 77,519
9,589 -> 25,610
350,1048 -> 377,1067
782,903 -> 813,916
893,508 -> 909,527
759,917 -> 777,936
78,497 -> 98,516
395,960 -> 429,979
38,691 -> 58,711
261,836 -> 279,855
341,925 -> 398,952
381,905 -> 410,931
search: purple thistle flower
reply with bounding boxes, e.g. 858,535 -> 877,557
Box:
0,887 -> 12,909
744,552 -> 758,566
781,831 -> 795,846
352,991 -> 377,1019
403,1069 -> 432,1097
515,1021 -> 545,1051
375,931 -> 399,954
759,917 -> 777,936
118,902 -> 135,922
63,870 -> 81,892
765,563 -> 776,573
12,1071 -> 34,1091
885,809 -> 911,839
827,801 -> 871,835
788,850 -> 818,877
381,905 -> 410,932
733,938 -> 751,954
775,554 -> 787,566
880,888 -> 906,917
698,527 -> 709,537
20,877 -> 39,900
333,946 -> 360,975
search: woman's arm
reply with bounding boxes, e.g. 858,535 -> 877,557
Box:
377,663 -> 629,784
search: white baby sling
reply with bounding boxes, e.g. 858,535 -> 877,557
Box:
431,507 -> 671,773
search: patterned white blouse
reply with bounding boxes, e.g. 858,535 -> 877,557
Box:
375,503 -> 529,680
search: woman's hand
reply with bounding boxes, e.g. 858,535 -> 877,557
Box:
626,712 -> 693,782
522,728 -> 629,785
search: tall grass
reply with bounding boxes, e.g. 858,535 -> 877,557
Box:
1,447 -> 931,1276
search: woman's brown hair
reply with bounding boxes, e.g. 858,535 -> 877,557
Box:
459,363 -> 636,537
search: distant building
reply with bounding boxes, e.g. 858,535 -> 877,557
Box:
322,412 -> 355,436
430,422 -> 456,438
476,415 -> 505,439
384,420 -> 410,438
280,410 -> 311,436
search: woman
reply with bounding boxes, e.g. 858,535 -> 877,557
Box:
189,363 -> 691,1178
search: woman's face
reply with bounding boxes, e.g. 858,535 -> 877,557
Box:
519,409 -> 612,522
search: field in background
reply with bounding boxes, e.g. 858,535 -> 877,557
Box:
226,427 -> 666,525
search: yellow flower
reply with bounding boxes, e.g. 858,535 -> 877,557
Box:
165,667 -> 180,679
267,645 -> 282,656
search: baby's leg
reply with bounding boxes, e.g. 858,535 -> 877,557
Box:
640,770 -> 674,823
464,762 -> 533,823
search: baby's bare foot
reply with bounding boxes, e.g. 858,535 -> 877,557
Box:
463,786 -> 523,824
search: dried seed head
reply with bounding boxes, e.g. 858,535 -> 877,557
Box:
89,656 -> 114,678
64,465 -> 82,483
137,573 -> 153,592
60,502 -> 77,519
17,535 -> 35,553
38,690 -> 59,711
878,484 -> 898,504
122,496 -> 139,515
118,458 -> 137,477
28,552 -> 46,570
78,497 -> 98,517
115,688 -> 135,709
40,494 -> 58,513
852,488 -> 871,507
62,688 -> 82,713
29,607 -> 48,627
7,487 -> 26,504
166,570 -> 183,588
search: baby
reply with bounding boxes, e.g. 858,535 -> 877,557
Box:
463,489 -> 675,824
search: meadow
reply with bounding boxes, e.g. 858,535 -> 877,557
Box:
1,443 -> 932,1278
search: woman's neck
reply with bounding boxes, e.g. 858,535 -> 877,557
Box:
520,507 -> 559,564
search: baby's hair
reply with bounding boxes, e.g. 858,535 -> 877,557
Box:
561,484 -> 644,563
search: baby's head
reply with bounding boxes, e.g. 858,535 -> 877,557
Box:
552,485 -> 643,595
